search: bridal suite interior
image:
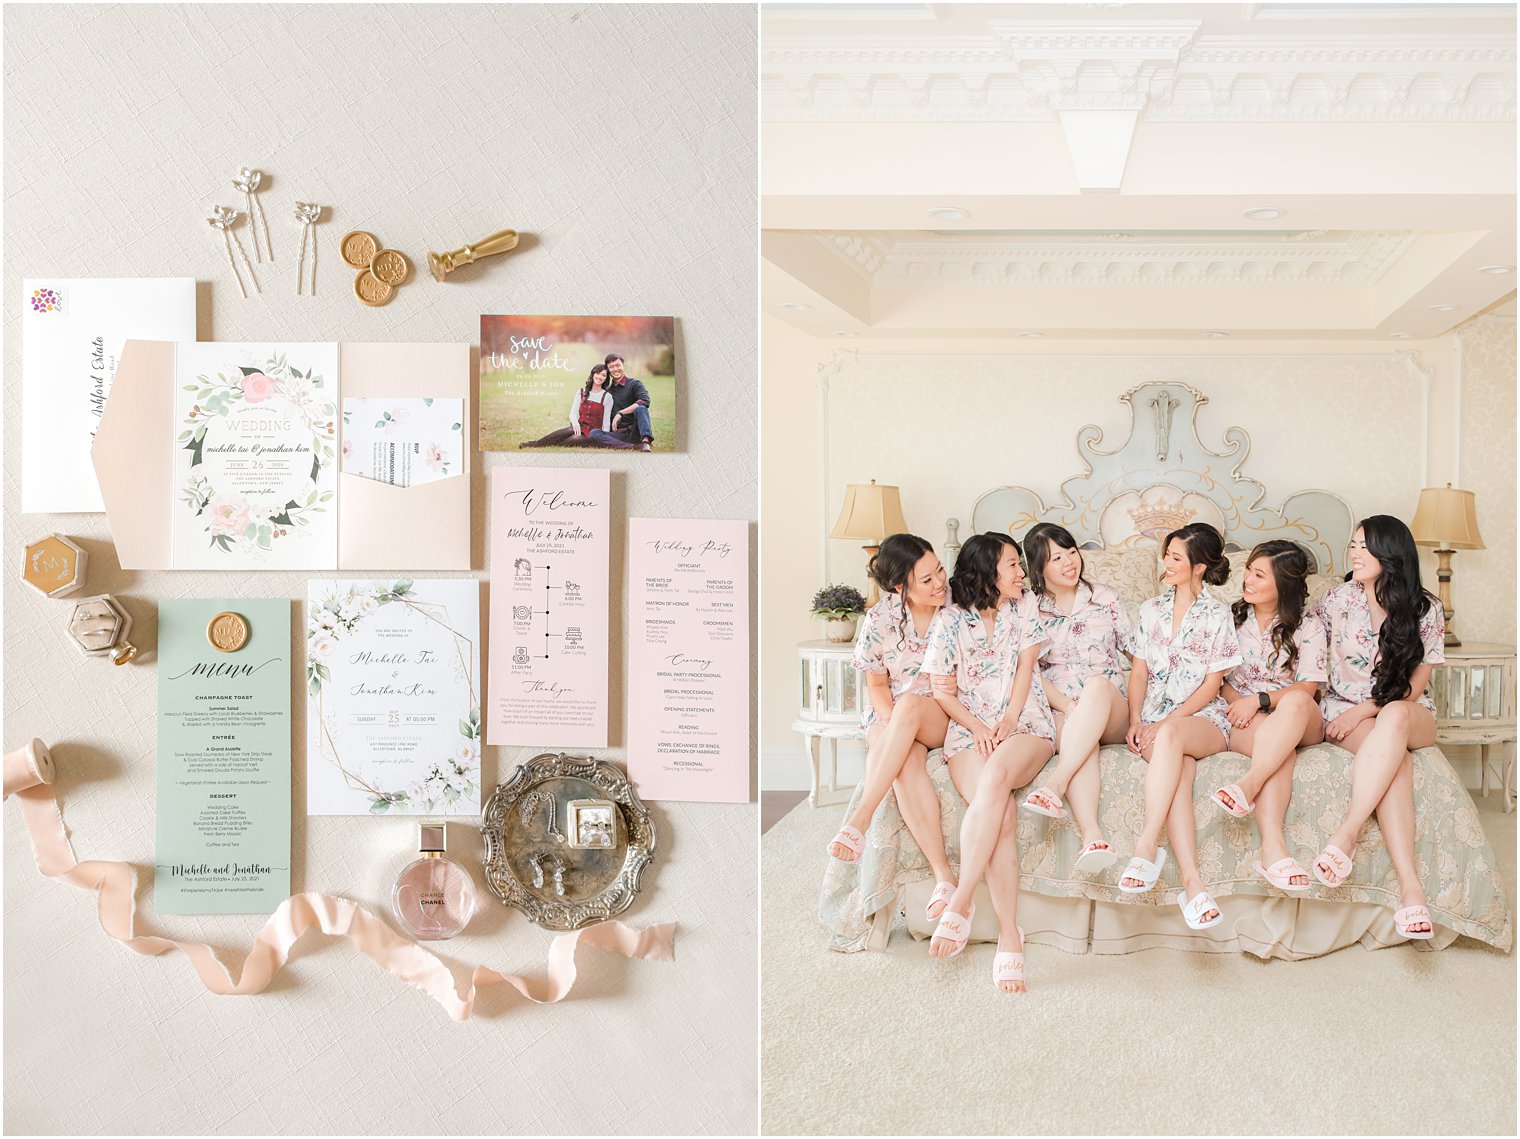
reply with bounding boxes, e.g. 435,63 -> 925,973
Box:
757,5 -> 1516,1135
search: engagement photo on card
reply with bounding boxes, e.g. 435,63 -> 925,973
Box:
479,314 -> 676,453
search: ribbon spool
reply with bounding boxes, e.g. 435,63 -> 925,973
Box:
4,738 -> 56,798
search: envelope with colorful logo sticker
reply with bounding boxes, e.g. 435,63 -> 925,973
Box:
93,340 -> 472,570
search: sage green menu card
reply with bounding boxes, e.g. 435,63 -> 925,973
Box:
155,599 -> 290,915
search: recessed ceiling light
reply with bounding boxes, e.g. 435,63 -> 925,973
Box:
1390,332 -> 1413,339
926,207 -> 969,222
1203,331 -> 1229,338
835,330 -> 858,338
1243,208 -> 1284,221
1018,331 -> 1043,338
1479,265 -> 1515,274
780,303 -> 810,312
1428,304 -> 1457,312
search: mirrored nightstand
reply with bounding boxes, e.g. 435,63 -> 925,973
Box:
792,639 -> 866,807
1432,642 -> 1516,812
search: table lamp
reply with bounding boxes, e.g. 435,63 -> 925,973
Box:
1411,484 -> 1485,647
830,480 -> 909,605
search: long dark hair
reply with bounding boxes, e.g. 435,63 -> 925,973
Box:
1023,522 -> 1090,597
868,533 -> 936,651
1164,522 -> 1231,587
1350,515 -> 1440,705
950,532 -> 1019,612
1232,539 -> 1310,676
581,364 -> 610,399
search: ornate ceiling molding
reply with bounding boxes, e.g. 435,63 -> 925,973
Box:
761,27 -> 1516,122
813,229 -> 1421,287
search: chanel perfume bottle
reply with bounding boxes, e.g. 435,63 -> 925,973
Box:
391,824 -> 476,941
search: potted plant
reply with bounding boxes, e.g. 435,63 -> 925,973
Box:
811,583 -> 867,643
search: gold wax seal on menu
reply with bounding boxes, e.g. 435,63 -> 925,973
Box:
354,270 -> 394,307
370,249 -> 411,286
340,230 -> 380,270
207,611 -> 250,653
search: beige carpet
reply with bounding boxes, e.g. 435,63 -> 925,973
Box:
761,790 -> 1518,1136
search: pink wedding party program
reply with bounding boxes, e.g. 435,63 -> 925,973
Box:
627,518 -> 750,803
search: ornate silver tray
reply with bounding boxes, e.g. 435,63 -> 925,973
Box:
480,753 -> 657,931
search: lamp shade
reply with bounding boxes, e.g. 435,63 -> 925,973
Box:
1410,485 -> 1485,550
830,480 -> 908,542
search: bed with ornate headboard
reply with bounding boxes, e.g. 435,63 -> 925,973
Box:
819,382 -> 1513,958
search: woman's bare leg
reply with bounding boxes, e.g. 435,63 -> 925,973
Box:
1371,703 -> 1436,932
1323,701 -> 1429,860
931,734 -> 1052,956
1223,689 -> 1319,809
893,742 -> 955,888
830,694 -> 937,857
1046,680 -> 1127,847
1123,717 -> 1226,890
1240,702 -> 1322,885
982,795 -> 1027,994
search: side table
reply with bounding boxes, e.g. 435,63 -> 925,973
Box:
1432,641 -> 1516,812
794,638 -> 867,807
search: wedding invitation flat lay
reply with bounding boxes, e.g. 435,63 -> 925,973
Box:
306,579 -> 481,816
155,598 -> 290,916
92,339 -> 471,569
486,467 -> 611,747
627,518 -> 750,803
21,277 -> 196,513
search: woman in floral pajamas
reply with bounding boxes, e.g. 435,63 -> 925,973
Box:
827,534 -> 958,922
922,532 -> 1055,993
1213,540 -> 1329,893
1310,515 -> 1445,939
1120,522 -> 1241,931
1017,523 -> 1131,873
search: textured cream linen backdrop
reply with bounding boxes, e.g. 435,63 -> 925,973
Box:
3,6 -> 757,1134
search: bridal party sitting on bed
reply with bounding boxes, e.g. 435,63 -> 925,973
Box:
826,513 -> 1450,988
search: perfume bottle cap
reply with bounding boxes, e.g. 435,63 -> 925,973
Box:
418,823 -> 447,856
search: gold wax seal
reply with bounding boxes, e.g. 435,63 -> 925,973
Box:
340,230 -> 380,269
207,611 -> 250,653
371,249 -> 410,286
354,270 -> 394,307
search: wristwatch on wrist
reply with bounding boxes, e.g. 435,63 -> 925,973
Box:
1258,690 -> 1272,712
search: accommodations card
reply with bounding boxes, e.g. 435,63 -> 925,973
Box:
155,599 -> 290,916
627,519 -> 750,802
478,315 -> 676,452
172,343 -> 340,569
486,467 -> 611,747
341,396 -> 464,487
306,579 -> 481,816
21,277 -> 196,512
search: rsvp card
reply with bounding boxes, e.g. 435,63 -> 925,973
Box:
342,396 -> 464,487
155,599 -> 290,916
627,519 -> 750,802
21,277 -> 195,513
306,579 -> 481,816
486,467 -> 611,747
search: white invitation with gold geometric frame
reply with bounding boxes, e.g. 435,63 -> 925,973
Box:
305,578 -> 481,816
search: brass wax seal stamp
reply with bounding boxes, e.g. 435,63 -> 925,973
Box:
207,611 -> 250,653
428,228 -> 520,281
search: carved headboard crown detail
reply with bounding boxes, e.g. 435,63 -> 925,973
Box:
967,381 -> 1355,577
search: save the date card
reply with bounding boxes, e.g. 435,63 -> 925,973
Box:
479,315 -> 676,453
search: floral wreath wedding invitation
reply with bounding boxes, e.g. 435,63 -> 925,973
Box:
172,343 -> 339,569
306,579 -> 481,816
94,340 -> 471,570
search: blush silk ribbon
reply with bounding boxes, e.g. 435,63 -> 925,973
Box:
4,740 -> 675,1020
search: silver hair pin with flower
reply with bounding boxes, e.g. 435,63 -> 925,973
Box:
233,167 -> 273,263
293,202 -> 323,296
207,205 -> 259,299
